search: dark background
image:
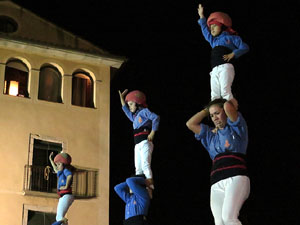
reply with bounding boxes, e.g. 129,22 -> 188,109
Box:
15,0 -> 300,224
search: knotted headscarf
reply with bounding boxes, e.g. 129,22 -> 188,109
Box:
54,152 -> 72,165
207,12 -> 237,35
125,90 -> 148,108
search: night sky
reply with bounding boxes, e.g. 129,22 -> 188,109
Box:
14,0 -> 300,224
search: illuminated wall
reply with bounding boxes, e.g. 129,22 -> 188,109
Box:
0,2 -> 124,225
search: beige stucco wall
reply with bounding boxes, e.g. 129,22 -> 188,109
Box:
0,41 -> 113,225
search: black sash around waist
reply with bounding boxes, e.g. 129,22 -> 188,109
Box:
133,126 -> 150,144
123,215 -> 147,225
210,45 -> 235,68
210,151 -> 248,185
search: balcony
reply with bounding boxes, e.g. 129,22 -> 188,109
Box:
23,165 -> 98,199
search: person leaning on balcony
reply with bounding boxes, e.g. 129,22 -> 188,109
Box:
49,152 -> 75,225
114,174 -> 151,225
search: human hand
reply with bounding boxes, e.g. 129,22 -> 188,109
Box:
223,52 -> 235,62
118,89 -> 128,98
198,4 -> 204,18
147,131 -> 155,142
118,89 -> 128,106
59,185 -> 67,190
201,107 -> 209,117
212,128 -> 218,133
49,152 -> 54,160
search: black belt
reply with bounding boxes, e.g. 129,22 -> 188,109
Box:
123,215 -> 147,225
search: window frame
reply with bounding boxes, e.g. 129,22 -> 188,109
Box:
4,59 -> 30,98
28,134 -> 67,167
22,204 -> 56,225
0,15 -> 18,33
71,71 -> 95,108
24,134 -> 67,197
38,65 -> 63,103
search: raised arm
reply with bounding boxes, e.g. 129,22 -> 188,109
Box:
119,89 -> 135,121
118,89 -> 128,107
198,4 -> 205,18
114,182 -> 130,203
49,152 -> 58,173
126,177 -> 149,200
186,108 -> 209,134
224,100 -> 238,122
197,4 -> 214,45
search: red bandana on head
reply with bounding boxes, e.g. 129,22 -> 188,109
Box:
207,12 -> 237,35
208,20 -> 223,27
125,90 -> 148,108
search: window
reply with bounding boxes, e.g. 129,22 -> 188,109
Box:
72,71 -> 94,108
30,139 -> 62,192
4,59 -> 29,97
24,135 -> 63,194
23,205 -> 56,225
24,135 -> 98,198
27,210 -> 56,225
0,16 -> 18,33
38,66 -> 62,103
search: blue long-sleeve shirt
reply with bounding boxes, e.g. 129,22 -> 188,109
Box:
122,105 -> 160,131
195,113 -> 248,160
114,177 -> 150,220
198,18 -> 249,58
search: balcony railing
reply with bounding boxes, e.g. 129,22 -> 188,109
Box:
23,165 -> 98,198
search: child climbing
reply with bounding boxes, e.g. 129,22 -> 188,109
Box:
118,89 -> 160,198
49,152 -> 75,225
197,3 -> 249,108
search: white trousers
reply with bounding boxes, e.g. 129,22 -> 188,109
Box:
56,194 -> 74,224
210,63 -> 235,101
134,140 -> 154,179
210,176 -> 250,225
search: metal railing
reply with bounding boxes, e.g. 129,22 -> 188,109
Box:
23,165 -> 98,198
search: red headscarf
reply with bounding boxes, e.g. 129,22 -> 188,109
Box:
54,152 -> 72,165
207,12 -> 237,35
125,90 -> 148,108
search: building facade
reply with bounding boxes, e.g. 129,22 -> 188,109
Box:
0,1 -> 124,224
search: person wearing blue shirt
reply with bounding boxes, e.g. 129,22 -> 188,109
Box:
197,4 -> 249,109
114,175 -> 151,225
119,89 -> 160,198
186,98 -> 250,225
49,152 -> 75,225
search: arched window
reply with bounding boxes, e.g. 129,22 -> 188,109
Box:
0,16 -> 18,33
38,66 -> 62,103
72,71 -> 94,108
4,59 -> 29,97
